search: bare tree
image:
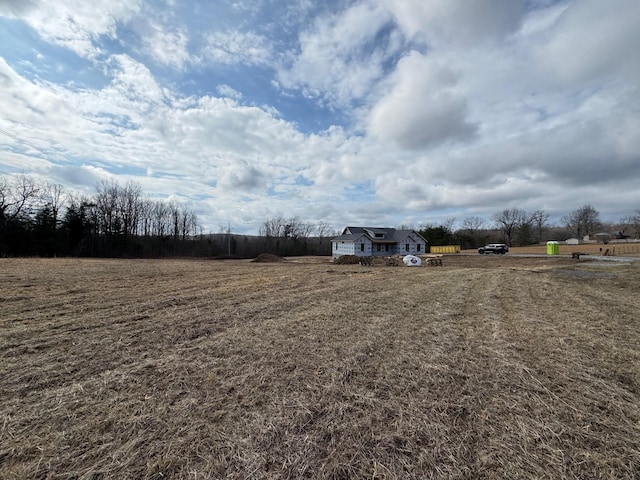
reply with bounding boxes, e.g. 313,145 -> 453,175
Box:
139,199 -> 154,237
492,208 -> 527,246
259,216 -> 315,254
260,217 -> 287,239
562,204 -> 601,239
529,210 -> 549,242
117,181 -> 142,239
443,217 -> 456,234
284,216 -> 313,239
182,209 -> 197,240
631,209 -> 640,239
95,179 -> 120,237
461,216 -> 485,232
515,214 -> 536,246
618,210 -> 640,239
313,222 -> 336,255
0,173 -> 42,222
315,221 -> 334,239
460,216 -> 485,246
43,183 -> 66,228
152,201 -> 170,237
169,202 -> 181,240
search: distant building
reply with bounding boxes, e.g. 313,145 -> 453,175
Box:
331,226 -> 427,260
585,232 -> 617,244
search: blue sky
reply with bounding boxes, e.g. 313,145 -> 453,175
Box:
1,0 -> 639,234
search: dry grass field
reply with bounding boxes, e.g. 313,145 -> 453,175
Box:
1,255 -> 639,479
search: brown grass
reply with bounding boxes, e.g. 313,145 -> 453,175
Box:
1,256 -> 639,479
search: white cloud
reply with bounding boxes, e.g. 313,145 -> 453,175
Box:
0,0 -> 38,16
201,30 -> 272,66
1,0 -> 142,58
1,52 -> 329,219
2,0 -> 640,232
0,57 -> 81,142
367,51 -> 476,149
216,84 -> 243,99
384,0 -> 526,47
218,162 -> 267,191
140,23 -> 191,70
530,0 -> 640,86
230,0 -> 266,15
277,1 -> 396,107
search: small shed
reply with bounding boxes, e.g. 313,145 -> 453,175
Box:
592,232 -> 614,244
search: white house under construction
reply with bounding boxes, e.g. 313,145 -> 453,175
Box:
331,226 -> 427,260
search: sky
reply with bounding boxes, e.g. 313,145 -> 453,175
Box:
1,0 -> 639,234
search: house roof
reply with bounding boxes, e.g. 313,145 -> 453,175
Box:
392,230 -> 421,242
333,227 -> 427,244
331,233 -> 365,242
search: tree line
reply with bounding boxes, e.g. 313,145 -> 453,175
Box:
2,173 -> 639,257
419,205 -> 640,249
0,174 -> 338,258
0,175 -> 203,257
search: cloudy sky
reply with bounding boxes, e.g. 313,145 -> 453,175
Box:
1,0 -> 639,234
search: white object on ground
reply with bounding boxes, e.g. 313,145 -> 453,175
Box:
403,255 -> 422,266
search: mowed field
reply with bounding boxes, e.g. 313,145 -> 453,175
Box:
1,255 -> 639,479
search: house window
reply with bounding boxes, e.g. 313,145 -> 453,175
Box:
405,243 -> 409,252
360,243 -> 364,252
385,244 -> 389,252
417,244 -> 421,252
377,244 -> 381,251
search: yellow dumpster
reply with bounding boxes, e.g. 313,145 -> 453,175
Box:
429,245 -> 461,254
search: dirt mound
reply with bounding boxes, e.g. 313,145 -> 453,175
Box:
332,255 -> 362,264
251,253 -> 287,263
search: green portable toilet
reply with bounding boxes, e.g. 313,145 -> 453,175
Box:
546,241 -> 559,255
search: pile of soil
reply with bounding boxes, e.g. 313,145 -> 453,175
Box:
251,253 -> 287,263
332,255 -> 362,264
